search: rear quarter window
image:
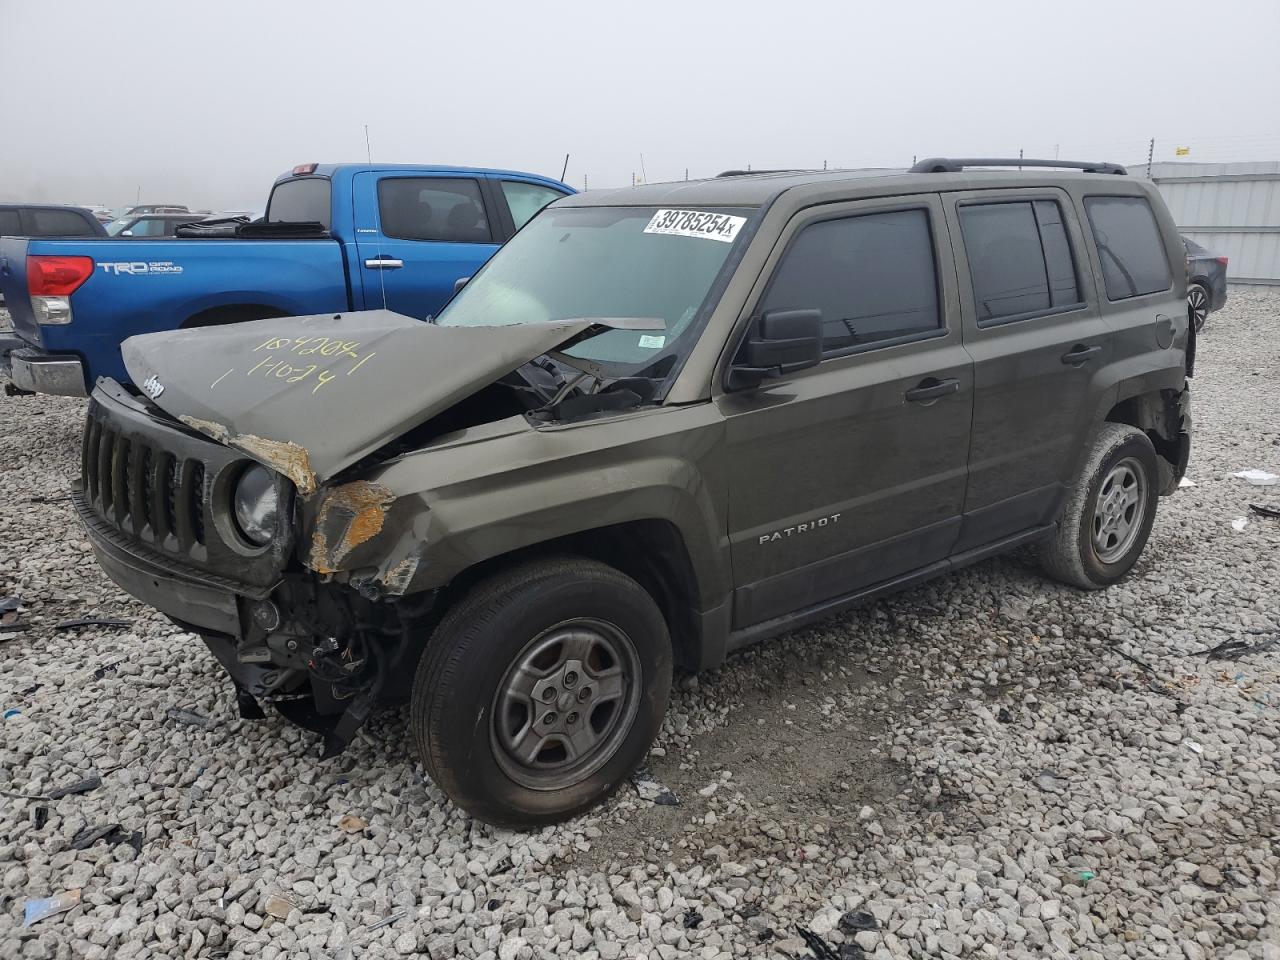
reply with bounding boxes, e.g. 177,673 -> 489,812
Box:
267,177 -> 332,228
1084,196 -> 1172,300
0,210 -> 20,235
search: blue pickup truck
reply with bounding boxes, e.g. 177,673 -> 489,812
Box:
0,164 -> 572,396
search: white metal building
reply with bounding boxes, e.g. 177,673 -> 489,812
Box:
1133,161 -> 1280,288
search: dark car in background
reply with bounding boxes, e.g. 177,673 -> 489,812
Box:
2,204 -> 108,370
1183,236 -> 1228,331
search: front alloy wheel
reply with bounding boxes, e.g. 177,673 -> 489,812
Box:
492,619 -> 641,790
411,557 -> 671,827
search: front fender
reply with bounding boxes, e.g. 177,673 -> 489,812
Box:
302,405 -> 732,607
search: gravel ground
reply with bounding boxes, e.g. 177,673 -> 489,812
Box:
2,292 -> 1278,960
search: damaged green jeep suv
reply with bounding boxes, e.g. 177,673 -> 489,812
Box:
76,158 -> 1192,826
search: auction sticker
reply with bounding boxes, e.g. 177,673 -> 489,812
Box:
644,209 -> 745,243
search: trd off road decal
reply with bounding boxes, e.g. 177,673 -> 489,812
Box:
644,209 -> 745,243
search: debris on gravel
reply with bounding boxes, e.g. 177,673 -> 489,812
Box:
2,292 -> 1279,958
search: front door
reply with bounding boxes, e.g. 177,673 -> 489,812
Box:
943,188 -> 1114,551
352,173 -> 502,320
718,196 -> 973,629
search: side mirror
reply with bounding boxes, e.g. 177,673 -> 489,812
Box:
728,309 -> 823,389
120,229 -> 133,237
453,276 -> 471,295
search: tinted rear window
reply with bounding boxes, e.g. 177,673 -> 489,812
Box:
959,199 -> 1081,324
1085,196 -> 1172,300
267,177 -> 331,227
0,210 -> 20,235
25,208 -> 98,236
378,178 -> 492,243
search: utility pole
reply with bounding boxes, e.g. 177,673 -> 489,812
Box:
1146,138 -> 1155,179
1054,143 -> 1060,160
1018,148 -> 1023,170
823,160 -> 827,170
684,168 -> 688,181
583,174 -> 588,191
639,153 -> 647,184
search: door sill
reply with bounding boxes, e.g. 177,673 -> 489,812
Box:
725,524 -> 1055,654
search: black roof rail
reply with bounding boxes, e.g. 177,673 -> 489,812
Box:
715,168 -> 811,178
909,157 -> 1127,176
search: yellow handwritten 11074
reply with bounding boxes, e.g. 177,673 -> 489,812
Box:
248,335 -> 376,392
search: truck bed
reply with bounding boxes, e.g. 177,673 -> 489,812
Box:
0,234 -> 350,389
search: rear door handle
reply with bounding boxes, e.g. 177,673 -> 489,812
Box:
904,378 -> 959,403
1061,344 -> 1102,365
364,257 -> 403,269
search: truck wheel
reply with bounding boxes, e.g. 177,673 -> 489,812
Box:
1039,423 -> 1159,590
411,557 -> 672,827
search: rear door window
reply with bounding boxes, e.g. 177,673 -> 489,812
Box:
267,177 -> 332,228
0,210 -> 20,235
378,178 -> 492,243
758,208 -> 942,355
23,208 -> 98,236
1084,196 -> 1173,300
500,180 -> 566,230
958,200 -> 1082,325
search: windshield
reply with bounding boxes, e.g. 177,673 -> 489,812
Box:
436,204 -> 753,372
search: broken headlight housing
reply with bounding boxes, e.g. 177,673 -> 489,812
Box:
232,464 -> 280,546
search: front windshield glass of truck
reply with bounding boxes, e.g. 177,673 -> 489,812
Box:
435,205 -> 753,370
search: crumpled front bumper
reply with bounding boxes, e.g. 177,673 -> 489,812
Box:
74,486 -> 263,637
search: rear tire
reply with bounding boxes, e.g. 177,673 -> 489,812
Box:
411,557 -> 672,827
1039,423 -> 1159,589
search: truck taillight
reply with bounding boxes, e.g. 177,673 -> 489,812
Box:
1215,256 -> 1229,267
27,255 -> 94,296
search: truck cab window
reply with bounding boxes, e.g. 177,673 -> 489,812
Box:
378,178 -> 492,243
501,181 -> 565,230
267,177 -> 332,228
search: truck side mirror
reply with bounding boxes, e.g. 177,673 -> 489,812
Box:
728,309 -> 823,390
453,276 -> 471,295
120,229 -> 134,237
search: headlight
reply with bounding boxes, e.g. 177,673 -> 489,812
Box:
232,464 -> 280,546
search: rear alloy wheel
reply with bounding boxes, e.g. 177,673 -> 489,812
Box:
1187,282 -> 1210,332
1039,423 -> 1160,589
411,557 -> 671,827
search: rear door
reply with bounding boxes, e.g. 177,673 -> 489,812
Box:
718,195 -> 973,628
944,188 -> 1113,551
352,172 -> 501,320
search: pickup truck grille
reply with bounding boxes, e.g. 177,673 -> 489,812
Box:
76,379 -> 295,589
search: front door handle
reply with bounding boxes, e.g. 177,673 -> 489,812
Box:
1061,344 -> 1102,365
904,377 -> 960,403
364,257 -> 404,269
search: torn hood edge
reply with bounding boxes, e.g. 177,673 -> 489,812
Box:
121,310 -> 664,494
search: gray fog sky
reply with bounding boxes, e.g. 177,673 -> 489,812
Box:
3,0 -> 1279,210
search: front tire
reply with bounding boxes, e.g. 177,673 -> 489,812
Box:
1039,423 -> 1159,589
411,557 -> 672,827
1188,282 -> 1210,332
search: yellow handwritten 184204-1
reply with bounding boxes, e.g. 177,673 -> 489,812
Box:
218,335 -> 379,394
